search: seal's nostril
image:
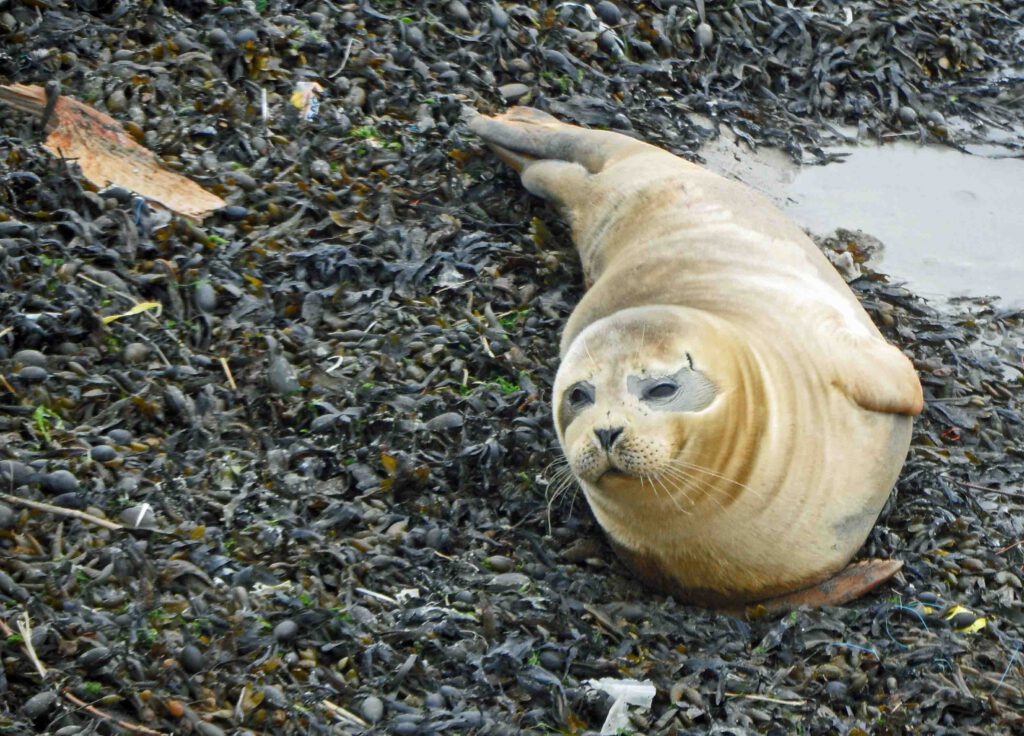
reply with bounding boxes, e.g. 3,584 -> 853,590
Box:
595,426 -> 624,450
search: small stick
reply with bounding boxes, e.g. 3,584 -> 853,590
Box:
1,493 -> 123,531
725,692 -> 806,706
322,699 -> 368,727
948,477 -> 1024,500
16,612 -> 47,679
0,372 -> 17,396
220,357 -> 237,390
62,689 -> 167,735
0,616 -> 48,681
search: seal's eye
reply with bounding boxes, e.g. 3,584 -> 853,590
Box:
644,381 -> 679,400
568,383 -> 594,408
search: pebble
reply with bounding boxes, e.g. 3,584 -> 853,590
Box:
78,646 -> 113,670
194,281 -> 217,313
13,349 -> 47,367
0,502 -> 16,529
120,503 -> 156,530
898,105 -> 918,124
594,1 -> 622,25
179,644 -> 204,673
361,695 -> 384,723
22,689 -> 58,719
487,572 -> 530,589
16,365 -> 48,383
39,469 -> 80,495
696,23 -> 715,50
52,492 -> 86,509
424,692 -> 446,709
123,342 -> 151,364
484,555 -> 515,572
825,680 -> 848,701
106,428 -> 133,445
498,83 -> 530,102
273,619 -> 299,642
89,444 -> 117,462
0,460 -> 33,488
538,649 -> 564,670
219,205 -> 250,221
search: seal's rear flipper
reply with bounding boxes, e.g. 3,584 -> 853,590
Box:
745,559 -> 904,617
469,106 -> 651,174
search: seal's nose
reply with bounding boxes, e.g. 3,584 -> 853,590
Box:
594,426 -> 624,450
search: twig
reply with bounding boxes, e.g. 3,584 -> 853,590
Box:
62,689 -> 167,735
220,357 -> 237,390
947,477 -> 1024,500
0,372 -> 17,396
321,699 -> 369,727
1,493 -> 123,531
16,612 -> 47,679
0,616 -> 47,682
725,692 -> 806,706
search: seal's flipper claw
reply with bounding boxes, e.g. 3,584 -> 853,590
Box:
747,559 -> 903,616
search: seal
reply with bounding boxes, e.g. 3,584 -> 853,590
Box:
469,107 -> 923,611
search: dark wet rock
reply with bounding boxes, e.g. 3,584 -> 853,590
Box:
89,444 -> 117,462
51,492 -> 86,510
12,349 -> 47,367
0,460 -> 33,488
15,365 -> 48,383
273,619 -> 299,642
0,502 -> 16,529
22,690 -> 58,719
594,1 -> 621,25
488,572 -> 530,589
39,470 -> 79,495
484,555 -> 515,573
78,646 -> 113,670
498,83 -> 530,102
120,503 -> 156,529
180,644 -> 205,673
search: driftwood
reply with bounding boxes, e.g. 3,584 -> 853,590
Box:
0,83 -> 224,222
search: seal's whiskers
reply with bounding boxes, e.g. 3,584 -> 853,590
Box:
665,459 -> 761,498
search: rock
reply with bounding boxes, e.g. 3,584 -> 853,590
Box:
273,619 -> 299,642
0,460 -> 33,488
361,695 -> 384,723
89,444 -> 117,462
39,469 -> 79,495
498,83 -> 530,102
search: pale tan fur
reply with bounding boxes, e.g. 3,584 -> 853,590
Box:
471,108 -> 922,604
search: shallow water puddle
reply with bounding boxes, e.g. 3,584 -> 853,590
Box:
784,143 -> 1024,307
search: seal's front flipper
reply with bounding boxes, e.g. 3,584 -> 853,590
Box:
833,330 -> 924,416
746,559 -> 903,617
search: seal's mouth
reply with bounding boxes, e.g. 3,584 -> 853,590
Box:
598,467 -> 633,481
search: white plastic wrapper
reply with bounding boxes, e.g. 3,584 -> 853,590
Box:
585,677 -> 657,735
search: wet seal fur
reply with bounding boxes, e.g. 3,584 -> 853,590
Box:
470,107 -> 923,610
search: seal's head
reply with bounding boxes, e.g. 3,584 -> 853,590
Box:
553,306 -> 762,513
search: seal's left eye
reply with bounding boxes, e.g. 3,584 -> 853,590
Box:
568,384 -> 593,407
645,381 -> 678,400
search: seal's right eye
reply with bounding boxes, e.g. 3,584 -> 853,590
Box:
568,383 -> 594,408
